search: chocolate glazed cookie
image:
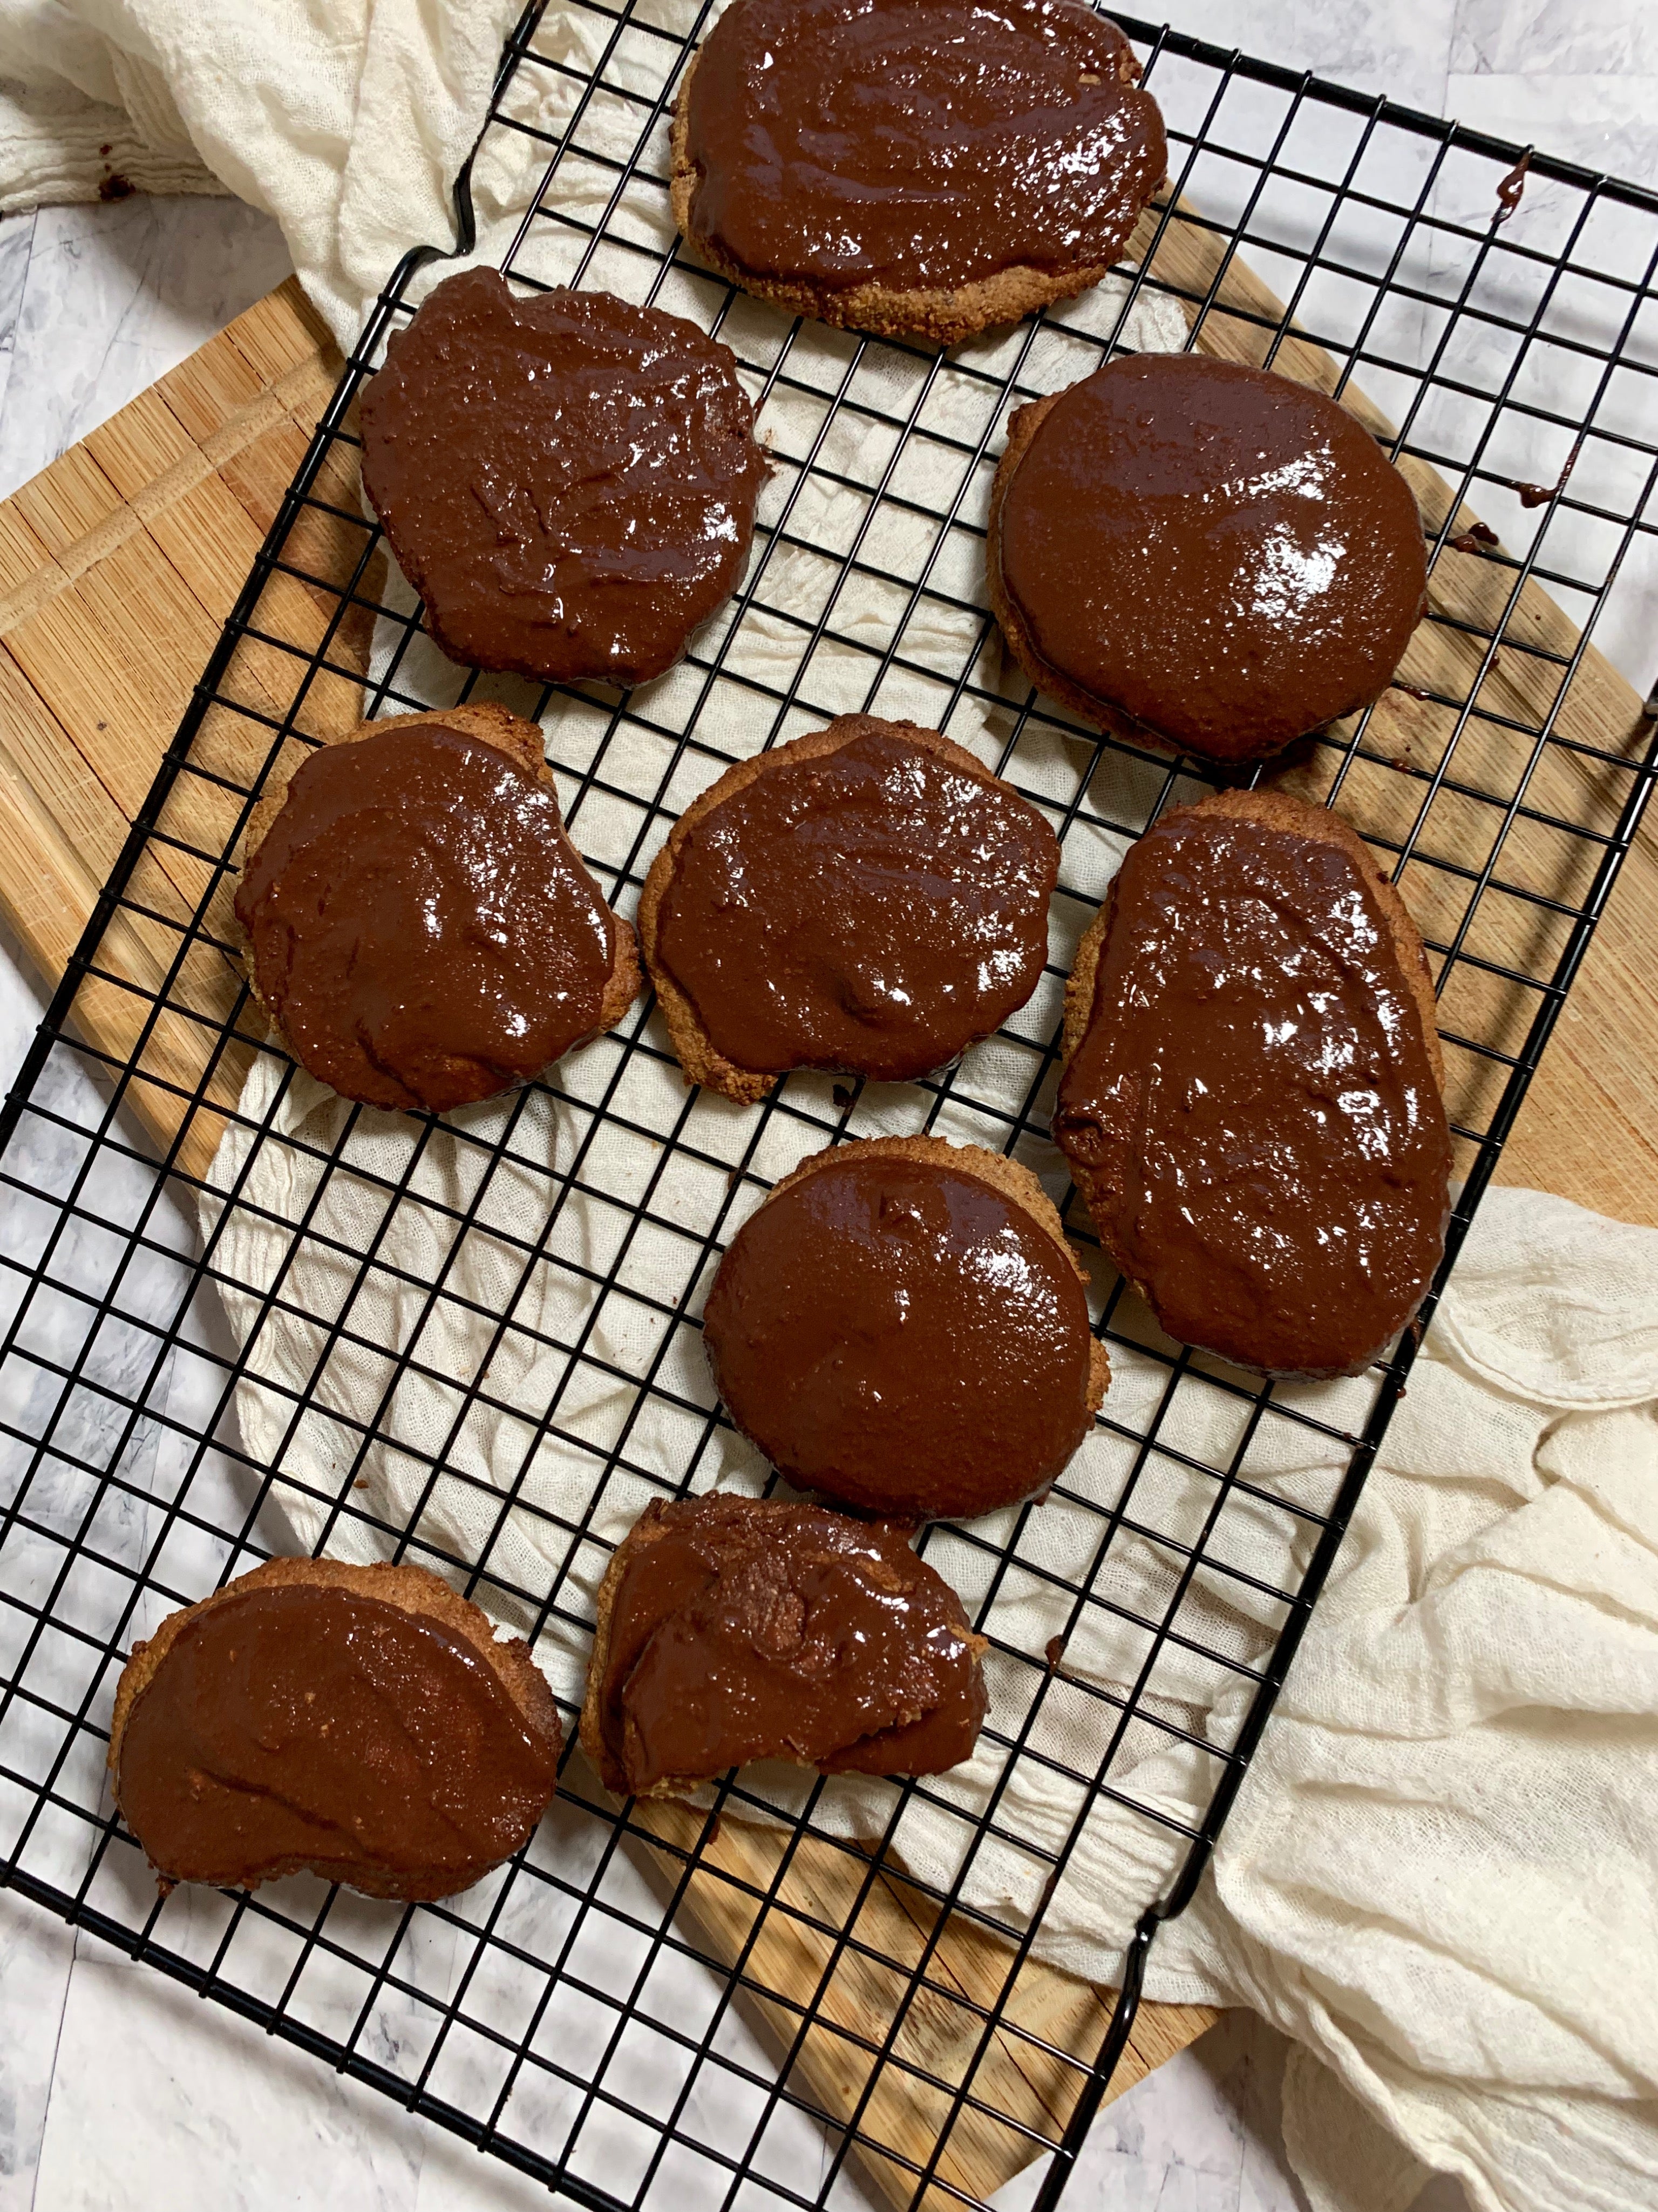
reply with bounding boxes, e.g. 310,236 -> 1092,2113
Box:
989,353 -> 1429,764
639,716 -> 1060,1102
109,1559 -> 562,1899
579,1494 -> 988,1798
702,1136 -> 1107,1522
1054,790 -> 1452,1379
359,268 -> 764,686
671,0 -> 1166,345
234,704 -> 640,1115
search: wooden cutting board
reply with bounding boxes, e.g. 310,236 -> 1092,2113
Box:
0,225 -> 1652,2209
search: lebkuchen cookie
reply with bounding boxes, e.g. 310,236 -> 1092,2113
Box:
670,0 -> 1167,347
989,352 -> 1429,764
1054,789 -> 1453,1380
639,715 -> 1059,1102
233,704 -> 640,1116
108,1558 -> 562,1899
580,1493 -> 988,1799
701,1136 -> 1108,1522
359,267 -> 764,687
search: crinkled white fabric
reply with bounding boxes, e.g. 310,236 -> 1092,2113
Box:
0,0 -> 525,336
0,0 -> 818,345
1152,1189 -> 1658,2212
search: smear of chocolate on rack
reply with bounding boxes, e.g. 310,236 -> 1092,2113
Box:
1512,436 -> 1582,509
1494,150 -> 1532,226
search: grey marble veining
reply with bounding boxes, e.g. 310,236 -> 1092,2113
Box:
3,5 -> 1657,2205
1452,0 -> 1658,77
0,214 -> 36,443
0,194 -> 290,506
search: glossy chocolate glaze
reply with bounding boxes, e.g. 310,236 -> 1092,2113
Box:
654,718 -> 1058,1083
595,1495 -> 986,1794
703,1147 -> 1098,1521
996,354 -> 1429,763
1054,806 -> 1452,1377
236,722 -> 616,1116
114,1585 -> 560,1897
359,268 -> 764,686
682,0 -> 1166,295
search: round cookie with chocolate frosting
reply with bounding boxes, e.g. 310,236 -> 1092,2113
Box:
1054,789 -> 1452,1379
988,353 -> 1430,764
359,268 -> 764,687
234,703 -> 640,1116
579,1492 -> 988,1799
670,0 -> 1167,346
639,716 -> 1060,1103
702,1136 -> 1107,1523
108,1558 -> 562,1899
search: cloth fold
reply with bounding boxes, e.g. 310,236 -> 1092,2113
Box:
0,0 -> 525,335
4,5 -> 1657,2211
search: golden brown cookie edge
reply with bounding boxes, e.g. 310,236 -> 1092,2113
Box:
1056,788 -> 1447,1373
638,714 -> 1055,1103
669,47 -> 1144,348
233,704 -> 641,1103
108,1554 -> 564,1897
577,1492 -> 990,1804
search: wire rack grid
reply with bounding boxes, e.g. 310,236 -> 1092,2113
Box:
2,4 -> 1657,2210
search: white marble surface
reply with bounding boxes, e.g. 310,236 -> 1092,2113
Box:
2,4 -> 1656,2207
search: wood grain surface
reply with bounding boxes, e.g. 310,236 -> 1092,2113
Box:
0,194 -> 1650,2209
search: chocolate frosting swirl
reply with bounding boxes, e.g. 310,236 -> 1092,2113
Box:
703,1143 -> 1100,1521
359,268 -> 764,686
681,0 -> 1166,295
113,1582 -> 560,1898
593,1494 -> 987,1795
235,721 -> 618,1115
995,353 -> 1429,763
652,717 -> 1058,1084
1054,802 -> 1451,1377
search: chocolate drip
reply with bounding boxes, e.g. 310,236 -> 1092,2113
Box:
236,721 -> 616,1115
995,353 -> 1429,764
114,1585 -> 560,1898
595,1495 -> 987,1794
703,1146 -> 1098,1521
1054,805 -> 1451,1377
1494,151 -> 1531,225
654,718 -> 1058,1084
682,0 -> 1166,295
1512,436 -> 1581,509
359,268 -> 763,686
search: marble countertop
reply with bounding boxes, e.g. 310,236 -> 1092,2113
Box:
2,3 -> 1655,2206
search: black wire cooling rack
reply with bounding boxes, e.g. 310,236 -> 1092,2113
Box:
4,3 -> 1657,2208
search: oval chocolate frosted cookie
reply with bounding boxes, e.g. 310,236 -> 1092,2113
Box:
702,1135 -> 1107,1522
989,352 -> 1429,763
640,715 -> 1059,1101
1053,790 -> 1452,1379
359,268 -> 764,686
109,1559 -> 562,1899
579,1493 -> 987,1798
234,704 -> 640,1116
671,0 -> 1166,345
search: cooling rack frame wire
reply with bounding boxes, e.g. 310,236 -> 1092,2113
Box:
3,2 -> 1657,2207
